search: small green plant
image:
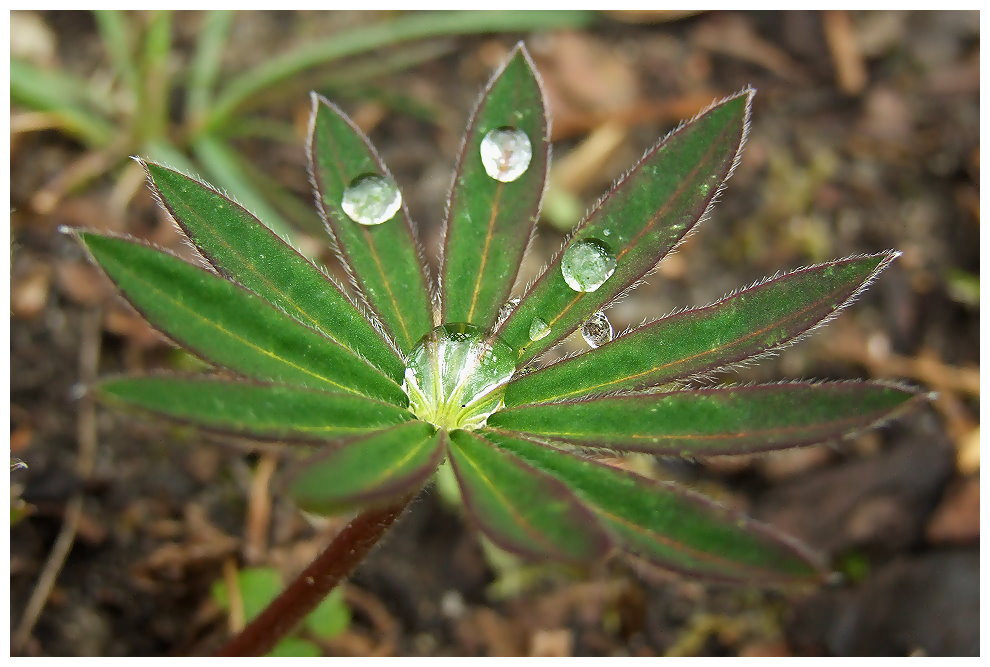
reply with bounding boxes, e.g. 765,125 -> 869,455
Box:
71,44 -> 924,655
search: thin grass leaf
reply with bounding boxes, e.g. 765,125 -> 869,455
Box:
448,430 -> 611,563
206,10 -> 597,129
136,10 -> 172,143
490,382 -> 925,455
496,90 -> 753,363
439,43 -> 548,330
483,431 -> 824,582
93,10 -> 140,96
186,10 -> 234,124
143,161 -> 403,380
308,96 -> 434,353
287,422 -> 443,514
97,374 -> 412,443
505,252 -> 899,405
75,232 -> 405,404
11,59 -> 114,146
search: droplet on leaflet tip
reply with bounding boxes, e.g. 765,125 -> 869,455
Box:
581,311 -> 613,348
341,173 -> 402,226
561,239 -> 616,293
479,127 -> 532,183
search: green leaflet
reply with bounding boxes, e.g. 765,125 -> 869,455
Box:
505,253 -> 898,405
76,232 -> 405,404
309,96 -> 434,353
448,430 -> 611,563
144,161 -> 403,381
496,90 -> 752,363
490,382 -> 924,455
97,375 -> 412,442
440,44 -> 548,330
483,432 -> 823,582
287,422 -> 443,514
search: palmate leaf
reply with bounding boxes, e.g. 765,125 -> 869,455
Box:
97,374 -> 412,443
482,432 -> 823,582
142,161 -> 404,381
287,422 -> 444,514
496,89 -> 752,363
439,43 -> 548,330
75,232 -> 405,404
504,252 -> 899,405
308,95 -> 434,353
490,382 -> 925,455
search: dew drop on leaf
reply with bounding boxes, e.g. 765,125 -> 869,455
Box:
529,317 -> 551,341
340,174 -> 402,225
581,310 -> 613,348
479,127 -> 532,182
561,239 -> 616,292
495,297 -> 520,327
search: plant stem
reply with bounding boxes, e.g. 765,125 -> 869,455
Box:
215,497 -> 411,657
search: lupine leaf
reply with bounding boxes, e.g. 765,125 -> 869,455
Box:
97,374 -> 412,442
75,232 -> 405,404
483,431 -> 824,582
144,161 -> 403,380
447,430 -> 611,563
439,43 -> 548,330
309,96 -> 434,353
287,422 -> 443,514
496,90 -> 752,363
490,382 -> 924,455
505,252 -> 899,405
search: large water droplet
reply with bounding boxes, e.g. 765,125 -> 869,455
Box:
402,323 -> 516,430
528,317 -> 550,341
479,127 -> 532,183
581,311 -> 613,348
561,239 -> 616,292
341,174 -> 402,226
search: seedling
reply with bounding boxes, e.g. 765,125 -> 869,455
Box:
72,44 -> 923,655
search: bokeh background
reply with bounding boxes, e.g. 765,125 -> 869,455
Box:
10,10 -> 979,656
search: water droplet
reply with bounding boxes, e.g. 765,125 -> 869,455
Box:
495,297 -> 520,327
528,317 -> 550,341
581,311 -> 613,348
479,127 -> 532,182
402,323 -> 516,430
341,173 -> 402,226
561,239 -> 616,292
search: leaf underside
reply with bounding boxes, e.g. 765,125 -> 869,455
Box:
76,232 -> 406,405
440,43 -> 548,331
505,252 -> 898,406
490,382 -> 923,455
287,422 -> 444,514
309,96 -> 434,353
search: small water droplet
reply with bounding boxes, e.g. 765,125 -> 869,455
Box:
581,311 -> 613,348
479,127 -> 532,182
341,173 -> 402,225
561,239 -> 616,292
528,317 -> 550,341
602,228 -> 611,236
495,297 -> 520,327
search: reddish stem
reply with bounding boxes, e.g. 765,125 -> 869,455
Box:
216,497 -> 411,657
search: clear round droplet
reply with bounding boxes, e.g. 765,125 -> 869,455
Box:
560,239 -> 616,292
402,323 -> 516,431
495,297 -> 520,328
528,317 -> 551,341
581,311 -> 613,348
340,173 -> 402,226
479,127 -> 532,183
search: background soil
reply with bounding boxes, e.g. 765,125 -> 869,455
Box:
10,10 -> 980,657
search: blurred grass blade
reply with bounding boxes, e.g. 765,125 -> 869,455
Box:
191,134 -> 300,244
288,422 -> 443,514
448,430 -> 611,563
93,10 -> 139,95
11,59 -> 114,146
206,10 -> 597,130
497,90 -> 753,363
75,232 -> 405,404
483,431 -> 825,582
187,10 -> 234,124
143,161 -> 403,380
440,44 -> 548,330
137,10 -> 172,143
309,97 -> 434,353
141,138 -> 200,176
491,382 -> 925,455
97,374 -> 412,442
506,252 -> 899,405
